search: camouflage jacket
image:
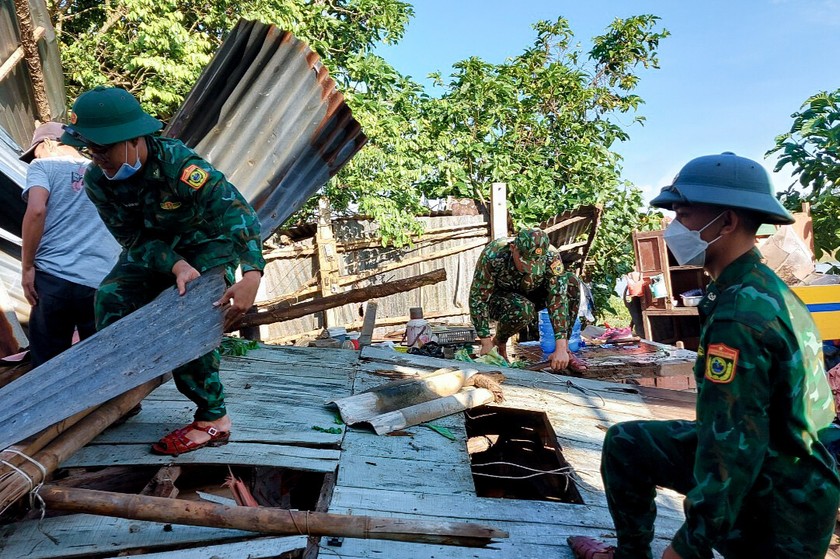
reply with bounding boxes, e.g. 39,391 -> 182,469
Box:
468,237 -> 569,338
672,248 -> 838,558
84,136 -> 265,276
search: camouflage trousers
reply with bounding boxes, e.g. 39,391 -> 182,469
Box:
601,419 -> 839,559
95,257 -> 226,421
488,280 -> 580,343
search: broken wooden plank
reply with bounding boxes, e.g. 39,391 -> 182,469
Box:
0,270 -> 225,451
40,485 -> 509,547
62,442 -> 340,473
0,513 -> 258,559
141,466 -> 182,498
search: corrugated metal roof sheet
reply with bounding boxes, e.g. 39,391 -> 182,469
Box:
166,19 -> 367,239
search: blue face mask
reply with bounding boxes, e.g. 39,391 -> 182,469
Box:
103,142 -> 141,181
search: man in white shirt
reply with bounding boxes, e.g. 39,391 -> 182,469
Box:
20,122 -> 120,366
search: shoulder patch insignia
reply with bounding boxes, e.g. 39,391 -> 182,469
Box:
549,258 -> 563,276
181,164 -> 209,190
704,343 -> 739,384
160,201 -> 181,210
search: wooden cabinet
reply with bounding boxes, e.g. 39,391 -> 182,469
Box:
632,230 -> 710,350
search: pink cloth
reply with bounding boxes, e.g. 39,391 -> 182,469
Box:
828,363 -> 840,417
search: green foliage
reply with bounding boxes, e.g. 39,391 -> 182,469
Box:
767,89 -> 840,259
50,3 -> 668,317
415,16 -> 669,313
311,425 -> 342,434
49,0 -> 413,120
219,336 -> 260,356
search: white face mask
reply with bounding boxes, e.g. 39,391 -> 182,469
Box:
103,142 -> 141,181
663,212 -> 726,267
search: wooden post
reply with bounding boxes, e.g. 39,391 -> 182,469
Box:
12,0 -> 50,122
316,197 -> 340,328
358,301 -> 378,347
490,182 -> 507,240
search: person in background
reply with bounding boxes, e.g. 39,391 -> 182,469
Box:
468,227 -> 584,372
61,86 -> 265,455
20,122 -> 120,367
568,152 -> 839,559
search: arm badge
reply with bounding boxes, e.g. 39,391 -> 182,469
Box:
181,164 -> 209,190
704,343 -> 739,384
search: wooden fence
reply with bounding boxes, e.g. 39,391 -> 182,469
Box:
256,212 -> 491,343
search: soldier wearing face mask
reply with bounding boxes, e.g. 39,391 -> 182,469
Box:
61,86 -> 265,456
567,153 -> 838,559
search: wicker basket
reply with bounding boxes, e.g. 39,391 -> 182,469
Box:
431,326 -> 477,345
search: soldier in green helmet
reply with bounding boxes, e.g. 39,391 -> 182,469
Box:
61,86 -> 265,455
468,227 -> 585,372
568,153 -> 839,559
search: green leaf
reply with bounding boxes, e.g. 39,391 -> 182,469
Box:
423,423 -> 456,440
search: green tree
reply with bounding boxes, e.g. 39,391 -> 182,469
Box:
48,3 -> 668,315
416,16 -> 668,311
767,89 -> 840,261
48,0 -> 413,119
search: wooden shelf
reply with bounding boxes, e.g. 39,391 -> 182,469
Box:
633,230 -> 707,350
643,307 -> 699,317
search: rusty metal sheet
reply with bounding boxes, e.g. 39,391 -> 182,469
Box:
166,19 -> 367,240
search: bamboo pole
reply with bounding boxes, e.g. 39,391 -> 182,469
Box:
39,485 -> 508,547
235,269 -> 447,330
0,377 -> 166,513
0,407 -> 93,473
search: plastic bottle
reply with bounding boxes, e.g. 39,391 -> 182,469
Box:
405,307 -> 431,348
538,309 -> 555,353
568,317 -> 583,352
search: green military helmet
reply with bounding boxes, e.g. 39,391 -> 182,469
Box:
60,86 -> 162,148
650,152 -> 794,225
513,227 -> 549,275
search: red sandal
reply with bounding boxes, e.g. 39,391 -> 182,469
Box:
151,422 -> 231,456
567,536 -> 615,559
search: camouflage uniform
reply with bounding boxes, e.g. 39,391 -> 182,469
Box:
601,249 -> 839,559
85,136 -> 265,421
469,228 -> 579,343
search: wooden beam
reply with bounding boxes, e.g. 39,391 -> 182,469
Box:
316,197 -> 339,327
235,269 -> 446,330
0,26 -> 45,83
39,485 -> 508,547
11,0 -> 49,120
490,182 -> 507,240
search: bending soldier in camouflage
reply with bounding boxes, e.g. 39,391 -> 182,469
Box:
568,153 -> 839,559
61,86 -> 265,456
469,227 -> 584,372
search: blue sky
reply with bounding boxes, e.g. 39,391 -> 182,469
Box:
378,0 -> 840,204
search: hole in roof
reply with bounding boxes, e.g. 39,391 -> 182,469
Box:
465,406 -> 583,504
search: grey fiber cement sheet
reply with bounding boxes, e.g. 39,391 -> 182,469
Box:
0,270 -> 226,451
